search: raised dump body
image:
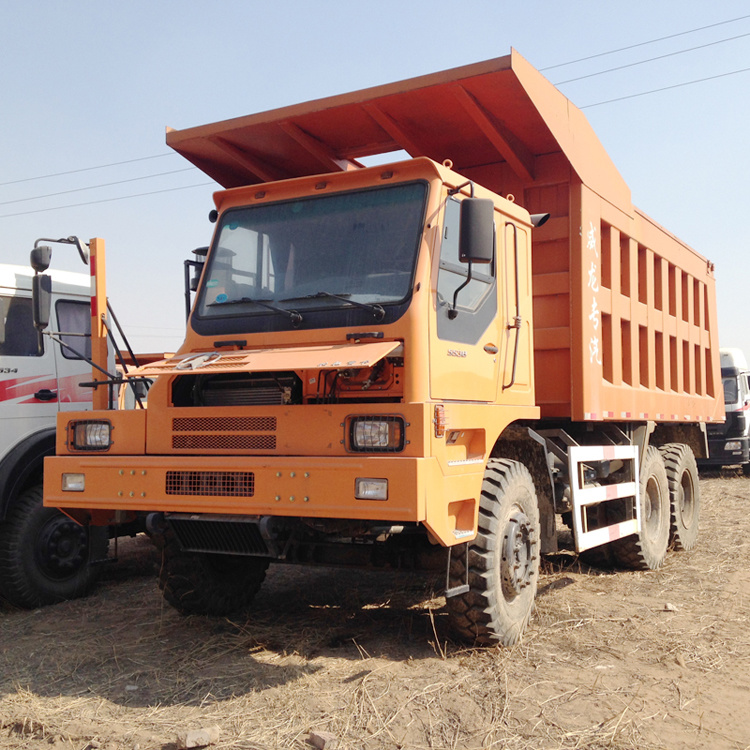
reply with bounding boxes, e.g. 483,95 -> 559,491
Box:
43,51 -> 722,646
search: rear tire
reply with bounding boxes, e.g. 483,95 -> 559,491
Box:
660,443 -> 700,551
611,446 -> 670,570
158,528 -> 269,616
447,459 -> 540,646
0,485 -> 108,607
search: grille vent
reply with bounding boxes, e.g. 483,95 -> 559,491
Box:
171,416 -> 277,452
169,516 -> 269,556
174,416 -> 277,432
165,470 -> 255,497
173,434 -> 276,450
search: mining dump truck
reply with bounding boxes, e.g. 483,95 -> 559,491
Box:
41,51 -> 723,645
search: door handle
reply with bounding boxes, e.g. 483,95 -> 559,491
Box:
34,389 -> 58,401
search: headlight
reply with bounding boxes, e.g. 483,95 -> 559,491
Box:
62,473 -> 85,492
70,420 -> 112,451
355,478 -> 388,500
725,440 -> 742,452
349,416 -> 405,452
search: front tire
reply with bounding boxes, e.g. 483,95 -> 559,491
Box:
611,446 -> 670,570
158,529 -> 269,616
447,459 -> 540,646
0,485 -> 108,607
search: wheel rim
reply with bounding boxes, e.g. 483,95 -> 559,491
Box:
643,476 -> 664,537
35,515 -> 88,580
501,508 -> 536,600
678,470 -> 696,527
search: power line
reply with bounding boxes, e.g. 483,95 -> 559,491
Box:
555,30 -> 750,85
0,153 -> 176,188
0,168 -> 197,206
580,65 -> 750,108
541,13 -> 750,71
0,182 -> 214,218
5,15 -> 750,215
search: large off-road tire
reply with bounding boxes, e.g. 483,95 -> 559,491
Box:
158,529 -> 269,616
0,485 -> 109,608
660,443 -> 700,551
611,446 -> 670,570
447,459 -> 540,646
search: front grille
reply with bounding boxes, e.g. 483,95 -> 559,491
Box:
171,416 -> 277,452
169,516 -> 269,556
173,416 -> 277,432
165,470 -> 255,497
172,434 -> 276,450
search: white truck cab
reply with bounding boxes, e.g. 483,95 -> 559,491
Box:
0,264 -> 109,607
700,348 -> 750,473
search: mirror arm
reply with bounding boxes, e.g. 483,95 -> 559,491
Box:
448,261 -> 474,319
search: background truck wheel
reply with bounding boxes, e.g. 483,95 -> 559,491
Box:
158,529 -> 269,616
446,459 -> 540,646
0,485 -> 108,608
611,446 -> 670,570
660,443 -> 700,552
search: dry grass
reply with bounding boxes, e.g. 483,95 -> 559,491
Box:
0,472 -> 749,750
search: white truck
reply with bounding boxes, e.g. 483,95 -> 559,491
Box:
0,262 -> 110,607
700,348 -> 750,474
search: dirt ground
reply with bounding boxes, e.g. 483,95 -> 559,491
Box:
0,471 -> 748,750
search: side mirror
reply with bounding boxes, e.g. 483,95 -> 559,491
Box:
30,245 -> 52,273
32,274 -> 52,330
459,198 -> 495,264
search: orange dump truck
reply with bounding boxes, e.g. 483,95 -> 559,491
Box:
42,51 -> 722,645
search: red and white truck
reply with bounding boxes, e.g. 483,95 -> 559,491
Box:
0,260 -> 111,607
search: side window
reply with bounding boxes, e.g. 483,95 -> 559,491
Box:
55,300 -> 91,360
0,295 -> 42,357
436,198 -> 497,344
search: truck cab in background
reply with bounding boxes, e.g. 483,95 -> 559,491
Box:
0,264 -> 109,607
700,348 -> 750,474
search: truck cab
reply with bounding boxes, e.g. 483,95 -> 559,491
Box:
0,264 -> 109,607
701,348 -> 750,473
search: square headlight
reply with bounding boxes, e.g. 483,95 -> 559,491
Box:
355,478 -> 388,500
349,416 -> 405,452
71,420 -> 112,451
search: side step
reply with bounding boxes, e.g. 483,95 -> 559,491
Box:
568,445 -> 640,553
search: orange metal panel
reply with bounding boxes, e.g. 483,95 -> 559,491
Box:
134,340 -> 401,377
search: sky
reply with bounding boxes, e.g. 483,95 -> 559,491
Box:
2,1 -> 749,356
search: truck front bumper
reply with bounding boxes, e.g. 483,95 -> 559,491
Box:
698,436 -> 750,467
44,453 -> 484,545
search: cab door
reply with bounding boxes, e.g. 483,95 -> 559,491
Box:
52,297 -> 96,411
0,290 -> 59,454
429,196 -> 500,402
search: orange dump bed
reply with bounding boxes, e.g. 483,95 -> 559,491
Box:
167,50 -> 722,425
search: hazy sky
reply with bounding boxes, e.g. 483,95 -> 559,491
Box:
2,1 -> 749,355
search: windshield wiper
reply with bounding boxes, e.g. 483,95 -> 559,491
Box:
208,297 -> 302,327
280,291 -> 385,321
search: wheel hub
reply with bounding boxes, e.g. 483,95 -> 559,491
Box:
37,516 -> 88,579
501,510 -> 537,599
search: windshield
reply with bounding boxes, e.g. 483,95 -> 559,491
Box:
196,182 -> 426,327
723,376 -> 740,405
